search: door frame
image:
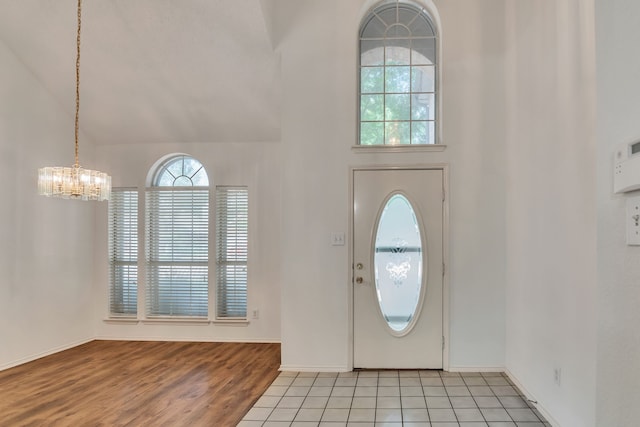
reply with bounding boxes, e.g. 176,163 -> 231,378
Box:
348,164 -> 450,371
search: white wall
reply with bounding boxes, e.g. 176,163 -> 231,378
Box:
0,40 -> 96,370
595,0 -> 640,425
275,0 -> 508,371
4,6 -> 626,426
93,142 -> 282,342
504,1 -> 597,426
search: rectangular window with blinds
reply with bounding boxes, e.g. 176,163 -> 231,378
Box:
216,186 -> 248,319
108,189 -> 138,316
146,188 -> 209,317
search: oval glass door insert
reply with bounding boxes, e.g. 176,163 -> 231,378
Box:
374,193 -> 425,334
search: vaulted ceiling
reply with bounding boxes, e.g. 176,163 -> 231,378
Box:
0,0 -> 281,145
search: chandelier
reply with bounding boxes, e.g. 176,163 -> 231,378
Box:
38,0 -> 111,201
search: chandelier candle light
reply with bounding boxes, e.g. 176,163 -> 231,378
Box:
38,0 -> 111,201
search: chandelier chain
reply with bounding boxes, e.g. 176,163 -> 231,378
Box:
37,0 -> 112,201
74,0 -> 82,168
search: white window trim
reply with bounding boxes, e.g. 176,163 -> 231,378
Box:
102,318 -> 251,326
352,144 -> 446,153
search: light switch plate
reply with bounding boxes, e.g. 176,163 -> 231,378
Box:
627,195 -> 640,245
331,232 -> 345,246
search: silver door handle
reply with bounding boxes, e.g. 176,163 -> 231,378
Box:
355,277 -> 364,284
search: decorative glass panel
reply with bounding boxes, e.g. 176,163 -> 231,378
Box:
374,194 -> 424,333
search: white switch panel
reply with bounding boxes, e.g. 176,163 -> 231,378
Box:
627,195 -> 640,245
331,232 -> 345,246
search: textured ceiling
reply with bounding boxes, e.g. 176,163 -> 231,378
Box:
0,0 -> 281,145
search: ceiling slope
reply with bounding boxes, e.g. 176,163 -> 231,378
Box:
0,0 -> 281,145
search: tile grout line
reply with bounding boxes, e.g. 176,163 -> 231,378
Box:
240,370 -> 552,427
418,372 -> 432,426
441,371 -> 461,426
398,371 -> 404,425
344,371 -> 355,426
291,371 -> 313,426
464,373 -> 491,426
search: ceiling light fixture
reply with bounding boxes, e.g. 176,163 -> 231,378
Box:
38,0 -> 111,201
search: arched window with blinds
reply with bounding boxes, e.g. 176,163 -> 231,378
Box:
108,154 -> 249,321
146,155 -> 210,317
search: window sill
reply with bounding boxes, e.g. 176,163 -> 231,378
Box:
352,144 -> 447,153
141,318 -> 210,325
103,317 -> 139,324
102,318 -> 250,326
211,319 -> 250,326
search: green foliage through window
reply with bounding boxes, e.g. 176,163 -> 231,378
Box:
359,3 -> 438,146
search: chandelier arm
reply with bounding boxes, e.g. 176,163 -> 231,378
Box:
74,0 -> 82,168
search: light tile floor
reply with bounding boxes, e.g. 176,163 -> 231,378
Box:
237,370 -> 550,427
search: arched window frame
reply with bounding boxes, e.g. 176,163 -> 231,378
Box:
356,0 -> 444,151
146,155 -> 210,318
152,155 -> 210,188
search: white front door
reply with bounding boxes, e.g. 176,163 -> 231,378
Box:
353,168 -> 444,369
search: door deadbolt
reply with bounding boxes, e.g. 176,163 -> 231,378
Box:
356,263 -> 363,270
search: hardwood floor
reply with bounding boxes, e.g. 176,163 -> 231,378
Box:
0,340 -> 281,427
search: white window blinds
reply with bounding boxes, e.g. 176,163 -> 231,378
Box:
146,188 -> 209,317
108,189 -> 138,316
216,187 -> 248,319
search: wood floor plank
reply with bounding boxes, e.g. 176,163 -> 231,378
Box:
0,341 -> 281,427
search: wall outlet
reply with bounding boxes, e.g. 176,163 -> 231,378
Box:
554,368 -> 562,386
252,309 -> 259,319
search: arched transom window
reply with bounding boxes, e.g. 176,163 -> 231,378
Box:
359,1 -> 437,145
153,155 -> 209,187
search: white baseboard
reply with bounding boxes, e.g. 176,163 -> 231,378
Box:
278,365 -> 508,374
95,336 -> 281,344
0,338 -> 94,372
279,365 -> 350,373
505,368 -> 561,427
448,366 -> 505,373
